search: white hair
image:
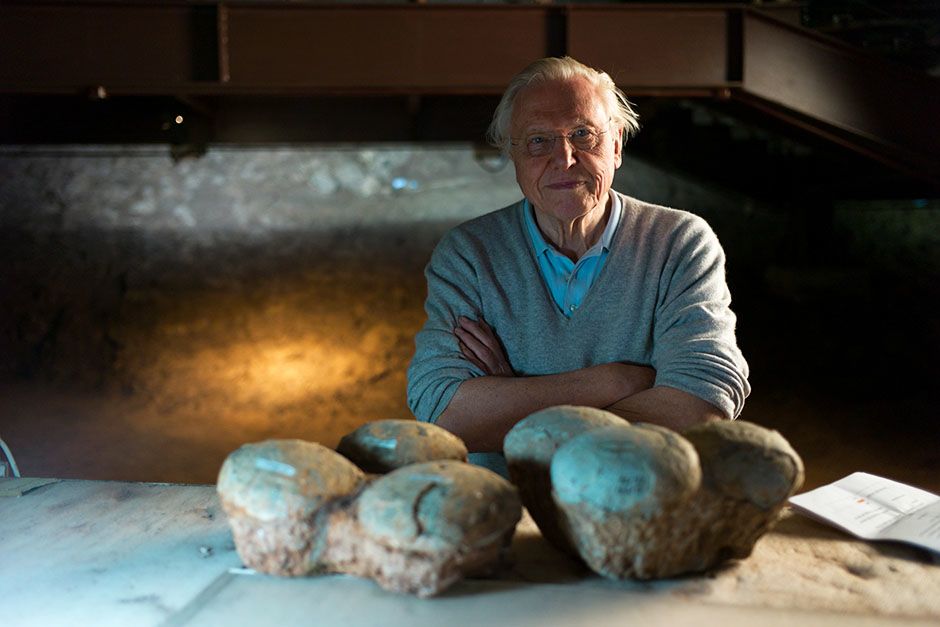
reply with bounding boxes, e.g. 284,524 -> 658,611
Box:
486,56 -> 640,155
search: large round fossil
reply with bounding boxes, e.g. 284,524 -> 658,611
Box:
325,460 -> 521,597
503,405 -> 623,552
336,419 -> 468,473
551,422 -> 702,578
217,439 -> 365,576
218,434 -> 521,597
504,406 -> 805,580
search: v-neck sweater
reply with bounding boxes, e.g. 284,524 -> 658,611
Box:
407,192 -> 750,433
523,194 -> 621,317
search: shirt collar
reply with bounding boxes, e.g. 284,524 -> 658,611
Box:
523,197 -> 552,256
523,192 -> 622,257
597,192 -> 622,253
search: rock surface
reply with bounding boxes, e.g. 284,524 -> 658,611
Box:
326,460 -> 521,597
218,429 -> 520,597
503,405 -> 624,552
552,423 -> 703,578
507,406 -> 805,579
216,439 -> 365,575
336,419 -> 468,473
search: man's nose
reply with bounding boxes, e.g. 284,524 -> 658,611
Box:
551,135 -> 578,168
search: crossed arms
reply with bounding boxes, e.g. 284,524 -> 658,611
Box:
406,200 -> 750,455
440,316 -> 724,452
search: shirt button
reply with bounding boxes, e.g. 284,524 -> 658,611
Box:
569,304 -> 577,312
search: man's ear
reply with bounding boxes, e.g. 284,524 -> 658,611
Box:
613,126 -> 624,169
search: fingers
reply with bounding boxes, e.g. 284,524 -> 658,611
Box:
456,316 -> 493,341
455,316 -> 497,353
455,318 -> 496,368
458,340 -> 487,372
454,316 -> 513,376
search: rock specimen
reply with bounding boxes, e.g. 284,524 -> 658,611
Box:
218,434 -> 520,597
336,419 -> 468,473
220,411 -> 801,593
505,407 -> 804,579
326,460 -> 521,596
678,419 -> 806,572
217,439 -> 365,576
502,405 -> 623,553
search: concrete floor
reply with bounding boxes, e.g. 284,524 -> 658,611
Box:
1,260 -> 937,495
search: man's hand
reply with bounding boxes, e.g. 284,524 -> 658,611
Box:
455,316 -> 514,377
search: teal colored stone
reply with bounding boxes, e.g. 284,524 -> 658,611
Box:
551,424 -> 700,515
356,460 -> 521,553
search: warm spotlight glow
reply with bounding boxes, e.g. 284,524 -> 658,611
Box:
183,338 -> 363,408
175,115 -> 184,124
248,341 -> 360,403
111,282 -> 417,445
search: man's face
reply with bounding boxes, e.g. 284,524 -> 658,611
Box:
509,76 -> 623,223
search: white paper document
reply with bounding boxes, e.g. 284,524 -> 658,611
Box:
788,472 -> 940,553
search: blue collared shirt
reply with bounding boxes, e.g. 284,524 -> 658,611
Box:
523,193 -> 622,317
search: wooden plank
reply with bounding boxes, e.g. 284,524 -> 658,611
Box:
568,7 -> 730,89
169,572 -> 937,627
1,480 -> 940,624
225,6 -> 548,92
0,477 -> 59,497
0,480 -> 240,626
741,12 -> 940,166
0,5 -> 213,89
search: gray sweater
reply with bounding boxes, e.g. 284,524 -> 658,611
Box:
407,192 -> 750,435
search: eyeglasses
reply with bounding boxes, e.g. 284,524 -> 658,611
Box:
510,123 -> 610,158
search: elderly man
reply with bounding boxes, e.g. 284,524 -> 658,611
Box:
407,57 -> 750,475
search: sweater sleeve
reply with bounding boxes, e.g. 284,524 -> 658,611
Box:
406,230 -> 486,423
650,215 -> 751,418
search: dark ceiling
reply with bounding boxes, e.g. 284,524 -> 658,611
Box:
1,1 -> 938,199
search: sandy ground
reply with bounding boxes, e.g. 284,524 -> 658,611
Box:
1,261 -> 425,483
